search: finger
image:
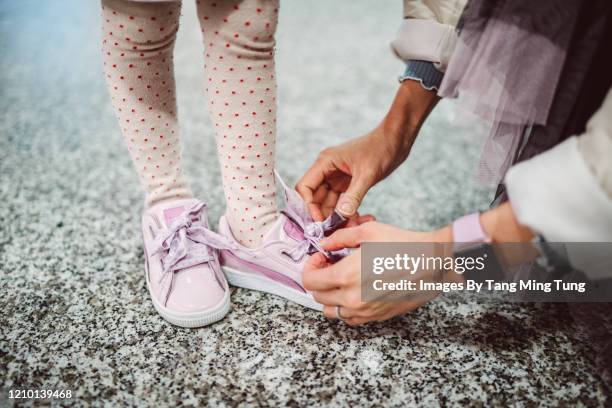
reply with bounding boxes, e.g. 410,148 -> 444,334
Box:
307,185 -> 335,222
320,190 -> 340,219
321,305 -> 360,320
296,158 -> 334,205
345,214 -> 376,228
303,252 -> 328,271
309,184 -> 332,222
308,203 -> 325,222
302,255 -> 343,291
335,307 -> 361,319
323,305 -> 337,319
311,183 -> 329,202
336,174 -> 372,218
320,227 -> 365,251
296,183 -> 324,222
296,165 -> 323,203
297,181 -> 324,221
295,181 -> 315,206
345,316 -> 371,326
312,289 -> 344,306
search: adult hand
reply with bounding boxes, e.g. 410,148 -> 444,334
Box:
303,202 -> 537,326
296,80 -> 439,221
303,221 -> 454,326
296,125 -> 409,222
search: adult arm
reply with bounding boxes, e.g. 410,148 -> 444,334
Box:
302,89 -> 612,327
504,88 -> 612,278
302,201 -> 534,326
296,0 -> 468,220
296,79 -> 438,221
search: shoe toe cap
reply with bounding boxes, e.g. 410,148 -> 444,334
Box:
165,265 -> 227,313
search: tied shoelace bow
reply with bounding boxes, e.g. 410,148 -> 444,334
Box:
151,202 -> 237,304
283,210 -> 349,262
275,171 -> 349,262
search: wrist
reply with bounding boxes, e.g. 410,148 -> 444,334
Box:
435,226 -> 465,284
433,225 -> 453,243
479,203 -> 534,243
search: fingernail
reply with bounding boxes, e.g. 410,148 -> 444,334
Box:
339,202 -> 355,215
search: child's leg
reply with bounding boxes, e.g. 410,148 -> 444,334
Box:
101,0 -> 191,207
197,0 -> 280,247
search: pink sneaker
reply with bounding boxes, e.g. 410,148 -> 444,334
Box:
142,199 -> 233,327
218,173 -> 347,311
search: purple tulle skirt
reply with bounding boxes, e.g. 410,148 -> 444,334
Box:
439,0 -> 612,193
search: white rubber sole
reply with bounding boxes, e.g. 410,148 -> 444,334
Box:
223,266 -> 323,311
145,265 -> 231,328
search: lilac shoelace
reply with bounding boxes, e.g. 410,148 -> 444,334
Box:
275,171 -> 349,262
151,202 -> 236,304
283,209 -> 348,262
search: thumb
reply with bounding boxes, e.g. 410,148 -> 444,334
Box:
336,175 -> 371,218
320,227 -> 364,251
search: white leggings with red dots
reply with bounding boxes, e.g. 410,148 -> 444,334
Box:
101,0 -> 279,247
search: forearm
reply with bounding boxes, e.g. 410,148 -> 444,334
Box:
382,79 -> 440,154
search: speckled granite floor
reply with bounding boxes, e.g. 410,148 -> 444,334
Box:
1,1 -> 610,406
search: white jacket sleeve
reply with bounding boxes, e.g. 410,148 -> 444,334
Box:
390,0 -> 467,71
505,89 -> 612,278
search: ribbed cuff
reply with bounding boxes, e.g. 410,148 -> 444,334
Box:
399,60 -> 444,91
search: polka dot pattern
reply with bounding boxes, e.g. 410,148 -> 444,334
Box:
101,0 -> 279,247
101,0 -> 191,207
198,0 -> 280,246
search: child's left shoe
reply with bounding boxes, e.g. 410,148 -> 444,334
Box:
142,199 -> 235,327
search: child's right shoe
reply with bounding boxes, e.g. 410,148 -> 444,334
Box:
218,212 -> 324,310
218,173 -> 348,311
142,199 -> 232,327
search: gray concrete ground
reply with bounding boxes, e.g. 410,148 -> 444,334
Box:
1,1 -> 610,406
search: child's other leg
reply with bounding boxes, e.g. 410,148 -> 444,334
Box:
197,0 -> 280,247
101,0 -> 191,207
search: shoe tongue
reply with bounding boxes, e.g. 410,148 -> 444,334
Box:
262,213 -> 304,244
162,205 -> 186,226
283,217 -> 305,242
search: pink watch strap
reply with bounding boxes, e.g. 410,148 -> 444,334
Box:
452,212 -> 490,243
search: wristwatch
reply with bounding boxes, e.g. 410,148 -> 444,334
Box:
452,212 -> 491,247
452,212 -> 504,283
